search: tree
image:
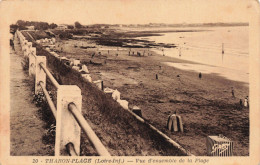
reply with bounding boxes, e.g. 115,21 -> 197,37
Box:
15,20 -> 52,30
59,32 -> 73,39
75,21 -> 82,29
67,25 -> 74,29
34,22 -> 49,30
16,20 -> 26,26
49,23 -> 58,29
10,24 -> 18,34
10,24 -> 18,29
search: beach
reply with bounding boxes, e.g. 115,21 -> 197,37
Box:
54,26 -> 249,155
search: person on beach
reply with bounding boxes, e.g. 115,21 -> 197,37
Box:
240,99 -> 243,106
244,97 -> 248,107
129,51 -> 130,56
246,96 -> 249,108
162,48 -> 164,56
10,39 -> 14,50
91,53 -> 95,58
231,87 -> 235,97
199,72 -> 202,79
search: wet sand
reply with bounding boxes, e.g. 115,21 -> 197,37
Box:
57,38 -> 249,156
141,26 -> 249,84
164,62 -> 249,84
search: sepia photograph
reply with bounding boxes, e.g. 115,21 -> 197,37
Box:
1,0 -> 260,164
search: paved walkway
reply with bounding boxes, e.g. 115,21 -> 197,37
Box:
10,35 -> 52,156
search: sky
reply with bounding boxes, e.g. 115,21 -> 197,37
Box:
1,0 -> 255,25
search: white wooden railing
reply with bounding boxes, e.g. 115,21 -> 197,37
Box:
15,30 -> 110,156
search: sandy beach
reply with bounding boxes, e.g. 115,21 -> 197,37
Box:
54,28 -> 249,155
17,25 -> 249,156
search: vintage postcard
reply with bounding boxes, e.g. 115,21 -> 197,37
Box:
0,0 -> 259,164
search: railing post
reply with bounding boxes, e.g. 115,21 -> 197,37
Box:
35,56 -> 46,94
21,39 -> 25,51
93,80 -> 103,90
55,85 -> 82,156
29,47 -> 36,76
20,35 -> 23,44
25,41 -> 31,57
27,42 -> 32,56
28,42 -> 32,49
21,36 -> 24,44
23,40 -> 28,56
19,34 -> 22,44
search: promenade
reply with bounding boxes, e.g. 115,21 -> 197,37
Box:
10,35 -> 52,156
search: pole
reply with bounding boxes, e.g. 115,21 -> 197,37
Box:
222,43 -> 224,54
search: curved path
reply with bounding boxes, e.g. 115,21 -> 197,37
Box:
10,35 -> 52,156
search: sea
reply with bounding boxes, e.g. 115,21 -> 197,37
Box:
138,26 -> 249,84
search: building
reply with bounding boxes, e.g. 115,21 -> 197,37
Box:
25,26 -> 35,30
56,24 -> 68,30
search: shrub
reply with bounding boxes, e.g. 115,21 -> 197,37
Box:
59,32 -> 73,39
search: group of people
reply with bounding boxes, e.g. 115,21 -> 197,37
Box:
232,87 -> 249,108
197,74 -> 248,108
129,51 -> 144,57
127,50 -> 152,57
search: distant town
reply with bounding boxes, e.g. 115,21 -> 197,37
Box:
10,20 -> 249,32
